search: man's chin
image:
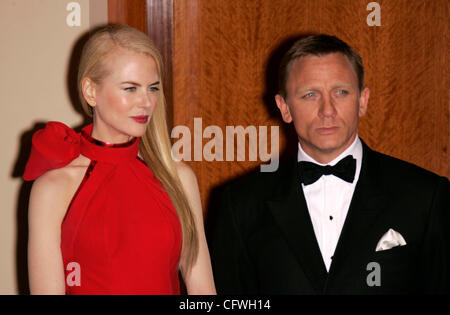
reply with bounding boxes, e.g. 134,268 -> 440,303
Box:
314,139 -> 343,152
303,139 -> 352,160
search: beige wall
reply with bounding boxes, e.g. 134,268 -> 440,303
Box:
0,0 -> 107,295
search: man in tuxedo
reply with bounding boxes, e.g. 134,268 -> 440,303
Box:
207,34 -> 449,294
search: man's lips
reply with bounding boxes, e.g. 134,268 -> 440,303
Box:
131,115 -> 149,124
316,126 -> 339,135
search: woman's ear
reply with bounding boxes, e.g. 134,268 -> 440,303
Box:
81,77 -> 97,107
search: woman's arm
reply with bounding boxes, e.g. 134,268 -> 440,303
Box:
27,170 -> 74,294
176,162 -> 216,295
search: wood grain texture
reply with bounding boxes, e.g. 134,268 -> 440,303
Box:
146,0 -> 174,127
108,0 -> 147,33
172,0 -> 449,212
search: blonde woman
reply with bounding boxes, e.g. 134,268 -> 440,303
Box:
23,24 -> 216,295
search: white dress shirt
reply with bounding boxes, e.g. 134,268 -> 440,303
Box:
297,136 -> 363,272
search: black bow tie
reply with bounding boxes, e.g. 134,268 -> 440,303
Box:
298,155 -> 356,185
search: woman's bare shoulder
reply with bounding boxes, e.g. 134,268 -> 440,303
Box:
33,155 -> 90,190
174,161 -> 203,214
29,155 -> 91,221
175,161 -> 200,194
175,161 -> 197,182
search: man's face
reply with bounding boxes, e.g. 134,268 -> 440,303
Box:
275,53 -> 370,163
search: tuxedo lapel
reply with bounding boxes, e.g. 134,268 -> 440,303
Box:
267,156 -> 328,293
325,141 -> 388,290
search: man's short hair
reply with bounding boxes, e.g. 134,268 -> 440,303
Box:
278,34 -> 365,98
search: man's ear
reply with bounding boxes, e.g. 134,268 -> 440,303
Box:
275,94 -> 293,123
81,77 -> 97,107
358,87 -> 370,117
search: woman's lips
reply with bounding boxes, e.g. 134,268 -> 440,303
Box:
316,127 -> 339,135
131,115 -> 149,124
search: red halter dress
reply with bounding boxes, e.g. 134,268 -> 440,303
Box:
23,122 -> 182,294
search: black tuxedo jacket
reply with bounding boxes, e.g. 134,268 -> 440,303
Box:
207,141 -> 450,294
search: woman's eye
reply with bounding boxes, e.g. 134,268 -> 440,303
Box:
124,87 -> 136,92
149,86 -> 160,92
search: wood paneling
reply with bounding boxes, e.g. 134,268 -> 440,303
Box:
111,0 -> 449,212
108,0 -> 146,33
146,0 -> 174,127
172,0 -> 449,211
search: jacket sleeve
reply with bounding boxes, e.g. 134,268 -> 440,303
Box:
206,185 -> 258,294
418,176 -> 450,294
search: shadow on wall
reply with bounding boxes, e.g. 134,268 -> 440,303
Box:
261,33 -> 318,163
205,34 -> 316,251
10,27 -> 97,295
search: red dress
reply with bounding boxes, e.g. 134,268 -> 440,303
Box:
23,122 -> 182,294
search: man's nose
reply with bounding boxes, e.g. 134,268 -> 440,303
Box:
318,95 -> 337,117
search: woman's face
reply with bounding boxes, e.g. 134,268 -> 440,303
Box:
86,47 -> 160,143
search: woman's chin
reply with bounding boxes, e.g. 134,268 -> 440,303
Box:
127,124 -> 149,138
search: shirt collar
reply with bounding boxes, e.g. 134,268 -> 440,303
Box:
297,135 -> 363,184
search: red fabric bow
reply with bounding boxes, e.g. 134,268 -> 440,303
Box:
23,122 -> 81,181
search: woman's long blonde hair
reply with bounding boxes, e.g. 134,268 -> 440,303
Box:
77,24 -> 198,270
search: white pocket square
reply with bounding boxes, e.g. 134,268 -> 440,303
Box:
375,228 -> 407,252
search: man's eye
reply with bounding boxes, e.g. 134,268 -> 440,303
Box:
303,92 -> 315,98
337,89 -> 348,95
